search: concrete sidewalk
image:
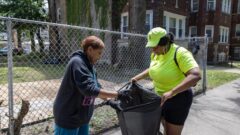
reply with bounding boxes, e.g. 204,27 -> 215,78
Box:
101,78 -> 240,135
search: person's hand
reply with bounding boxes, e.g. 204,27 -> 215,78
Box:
161,91 -> 174,106
100,97 -> 109,101
105,100 -> 122,111
130,77 -> 137,83
117,90 -> 133,102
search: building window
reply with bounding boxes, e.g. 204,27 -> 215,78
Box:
222,0 -> 231,14
120,10 -> 153,37
122,16 -> 128,33
238,0 -> 240,13
189,26 -> 197,37
207,0 -> 216,11
236,24 -> 240,37
179,19 -> 183,38
163,16 -> 166,29
163,11 -> 186,39
169,18 -> 176,36
145,10 -> 153,34
219,26 -> 229,43
234,47 -> 240,59
205,25 -> 214,38
191,0 -> 199,12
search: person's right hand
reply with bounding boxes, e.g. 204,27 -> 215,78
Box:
130,77 -> 137,83
160,91 -> 174,106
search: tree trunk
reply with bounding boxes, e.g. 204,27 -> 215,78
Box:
37,28 -> 44,54
111,0 -> 128,64
12,29 -> 18,48
30,29 -> 36,52
47,0 -> 62,61
128,0 -> 146,68
48,0 -> 57,23
7,100 -> 30,135
128,0 -> 146,33
17,29 -> 22,49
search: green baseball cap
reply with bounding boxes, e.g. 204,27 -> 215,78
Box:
146,27 -> 167,48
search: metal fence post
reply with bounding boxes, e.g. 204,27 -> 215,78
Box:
202,34 -> 209,94
6,18 -> 14,135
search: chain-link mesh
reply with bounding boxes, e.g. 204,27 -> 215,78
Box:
0,17 -> 208,135
175,37 -> 208,94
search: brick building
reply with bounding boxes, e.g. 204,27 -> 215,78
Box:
120,0 -> 240,63
230,0 -> 240,60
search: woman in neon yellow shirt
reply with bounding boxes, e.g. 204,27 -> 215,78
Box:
131,27 -> 201,135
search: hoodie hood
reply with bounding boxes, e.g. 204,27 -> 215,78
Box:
70,50 -> 85,58
70,50 -> 93,70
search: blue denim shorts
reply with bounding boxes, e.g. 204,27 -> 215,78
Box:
54,124 -> 89,135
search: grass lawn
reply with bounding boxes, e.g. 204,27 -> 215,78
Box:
1,63 -> 240,89
231,61 -> 240,68
215,61 -> 240,69
207,69 -> 240,89
0,64 -> 65,84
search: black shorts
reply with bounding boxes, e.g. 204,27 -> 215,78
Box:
161,89 -> 193,125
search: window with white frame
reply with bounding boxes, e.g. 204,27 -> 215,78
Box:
219,26 -> 229,43
222,0 -> 231,14
121,13 -> 128,33
234,47 -> 240,59
189,26 -> 197,37
145,13 -> 151,34
169,17 -> 176,36
191,0 -> 199,12
238,0 -> 240,13
179,19 -> 183,38
120,10 -> 153,37
236,24 -> 240,37
145,10 -> 153,33
205,25 -> 214,38
163,11 -> 186,39
163,16 -> 166,29
207,0 -> 216,11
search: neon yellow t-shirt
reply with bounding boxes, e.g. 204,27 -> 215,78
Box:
149,43 -> 199,96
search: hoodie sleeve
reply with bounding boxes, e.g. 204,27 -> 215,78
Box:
95,71 -> 102,88
71,57 -> 100,97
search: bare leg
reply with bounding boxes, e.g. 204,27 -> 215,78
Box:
164,121 -> 183,135
161,119 -> 166,135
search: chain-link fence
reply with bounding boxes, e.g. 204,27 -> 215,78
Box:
0,17 -> 208,135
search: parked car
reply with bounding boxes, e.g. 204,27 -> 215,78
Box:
0,32 -> 7,41
0,46 -> 8,56
0,46 -> 29,56
43,57 -> 60,64
23,48 -> 31,54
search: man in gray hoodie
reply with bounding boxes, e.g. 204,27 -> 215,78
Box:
53,36 -> 128,135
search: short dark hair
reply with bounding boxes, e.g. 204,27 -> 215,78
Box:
81,36 -> 105,52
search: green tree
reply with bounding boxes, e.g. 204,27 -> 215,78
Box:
0,0 -> 47,53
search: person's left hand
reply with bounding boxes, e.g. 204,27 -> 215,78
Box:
161,91 -> 174,106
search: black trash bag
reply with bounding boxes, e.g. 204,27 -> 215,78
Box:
114,82 -> 162,135
105,100 -> 123,111
118,82 -> 160,109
